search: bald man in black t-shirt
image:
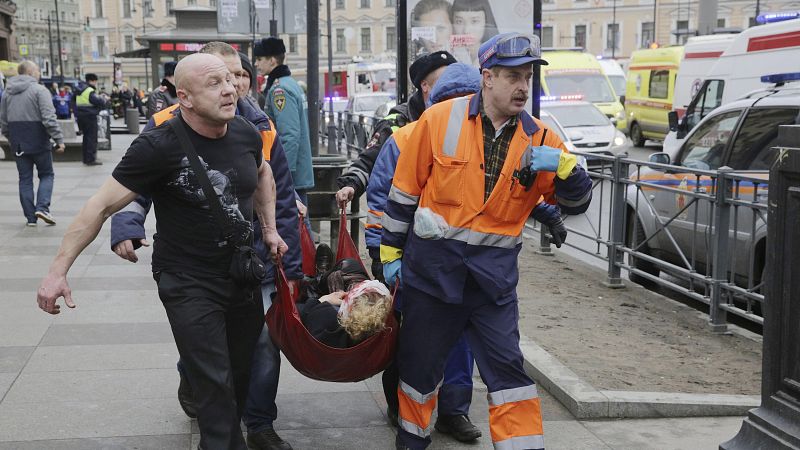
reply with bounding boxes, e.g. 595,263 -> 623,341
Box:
36,53 -> 287,450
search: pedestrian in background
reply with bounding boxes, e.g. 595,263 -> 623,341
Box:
254,37 -> 315,213
147,61 -> 178,119
74,73 -> 109,166
0,60 -> 65,226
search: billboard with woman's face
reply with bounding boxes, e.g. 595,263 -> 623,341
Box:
408,0 -> 534,69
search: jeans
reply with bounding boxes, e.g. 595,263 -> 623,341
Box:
156,271 -> 263,450
243,283 -> 282,433
15,150 -> 54,223
77,114 -> 98,163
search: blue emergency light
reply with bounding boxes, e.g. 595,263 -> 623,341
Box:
756,11 -> 800,24
760,72 -> 800,84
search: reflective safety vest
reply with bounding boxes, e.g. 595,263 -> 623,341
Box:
76,86 -> 95,106
151,103 -> 277,162
381,93 -> 570,303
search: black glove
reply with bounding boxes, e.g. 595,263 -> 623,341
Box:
531,203 -> 568,248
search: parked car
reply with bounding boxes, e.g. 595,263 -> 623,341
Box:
626,79 -> 800,289
374,99 -> 397,119
321,97 -> 349,127
543,100 -> 627,161
345,92 -> 394,119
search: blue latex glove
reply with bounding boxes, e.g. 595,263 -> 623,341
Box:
530,145 -> 563,172
383,259 -> 402,286
531,203 -> 567,248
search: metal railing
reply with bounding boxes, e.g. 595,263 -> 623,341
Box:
527,152 -> 768,329
318,110 -> 378,157
319,114 -> 768,330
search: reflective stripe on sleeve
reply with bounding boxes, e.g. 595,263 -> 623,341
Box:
556,188 -> 592,208
388,185 -> 420,206
119,200 -> 147,217
493,435 -> 545,450
366,210 -> 384,229
382,214 -> 410,234
442,97 -> 470,157
487,385 -> 539,406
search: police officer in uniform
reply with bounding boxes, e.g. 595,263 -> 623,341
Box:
146,61 -> 178,119
253,37 -> 315,209
74,73 -> 109,166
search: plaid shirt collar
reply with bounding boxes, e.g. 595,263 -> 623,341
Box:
480,99 -> 518,201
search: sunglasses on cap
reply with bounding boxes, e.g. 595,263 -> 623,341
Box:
480,34 -> 541,64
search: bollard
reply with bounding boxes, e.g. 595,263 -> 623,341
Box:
720,126 -> 800,449
124,108 -> 140,134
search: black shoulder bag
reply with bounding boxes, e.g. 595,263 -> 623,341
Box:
168,116 -> 267,288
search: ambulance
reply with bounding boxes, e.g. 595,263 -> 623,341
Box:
667,17 -> 800,148
672,33 -> 738,117
624,46 -> 683,146
597,58 -> 626,99
541,50 -> 627,131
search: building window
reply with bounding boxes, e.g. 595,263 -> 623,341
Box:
123,0 -> 131,18
541,26 -> 553,48
97,36 -> 105,57
143,0 -> 153,17
166,0 -> 174,16
336,28 -> 346,52
360,0 -> 369,8
676,19 -> 689,44
289,35 -> 297,53
606,23 -> 619,50
574,25 -> 586,49
641,21 -> 654,48
717,18 -> 726,28
335,0 -> 344,9
188,0 -> 196,6
385,0 -> 394,6
124,35 -> 133,52
209,0 -> 216,7
748,17 -> 757,27
360,27 -> 371,52
94,0 -> 103,17
386,26 -> 396,50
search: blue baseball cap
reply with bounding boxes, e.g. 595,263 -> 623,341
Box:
478,33 -> 548,69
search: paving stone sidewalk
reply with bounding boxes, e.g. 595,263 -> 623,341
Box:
0,133 -> 748,449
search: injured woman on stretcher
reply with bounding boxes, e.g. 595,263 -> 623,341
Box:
296,258 -> 393,349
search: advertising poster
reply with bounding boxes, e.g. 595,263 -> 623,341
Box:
407,0 -> 535,69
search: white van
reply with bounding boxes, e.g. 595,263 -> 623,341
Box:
672,33 -> 737,116
666,18 -> 800,151
597,58 -> 626,99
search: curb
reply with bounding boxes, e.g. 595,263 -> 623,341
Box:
520,334 -> 760,419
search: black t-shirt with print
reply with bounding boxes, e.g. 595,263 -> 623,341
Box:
112,115 -> 263,276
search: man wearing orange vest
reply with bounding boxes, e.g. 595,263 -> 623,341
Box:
381,33 -> 592,450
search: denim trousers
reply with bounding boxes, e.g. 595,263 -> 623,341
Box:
242,282 -> 282,433
15,150 -> 54,223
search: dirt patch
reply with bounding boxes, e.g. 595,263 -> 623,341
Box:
516,245 -> 762,395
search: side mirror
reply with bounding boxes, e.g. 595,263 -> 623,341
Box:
649,152 -> 671,166
668,111 -> 679,132
567,130 -> 584,142
619,95 -> 626,106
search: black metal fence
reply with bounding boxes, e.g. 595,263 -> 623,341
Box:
528,152 -> 767,329
318,110 -> 377,158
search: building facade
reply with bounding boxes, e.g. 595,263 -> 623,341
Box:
14,0 -> 82,78
80,0 -> 217,89
541,0 -> 797,61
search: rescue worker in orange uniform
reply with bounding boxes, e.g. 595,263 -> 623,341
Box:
381,33 -> 593,450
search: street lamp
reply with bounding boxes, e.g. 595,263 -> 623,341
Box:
131,0 -> 150,91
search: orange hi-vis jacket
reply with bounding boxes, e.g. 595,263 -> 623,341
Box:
381,93 -> 592,303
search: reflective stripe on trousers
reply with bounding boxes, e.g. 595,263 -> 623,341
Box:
397,379 -> 442,438
488,385 -> 544,450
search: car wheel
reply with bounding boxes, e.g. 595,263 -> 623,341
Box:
630,122 -> 646,147
626,213 -> 660,287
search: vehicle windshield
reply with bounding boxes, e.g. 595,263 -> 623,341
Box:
607,75 -> 626,97
545,104 -> 609,128
540,115 -> 567,141
545,74 -> 617,103
354,95 -> 392,112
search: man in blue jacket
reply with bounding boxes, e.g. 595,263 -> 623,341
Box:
0,61 -> 65,226
254,37 -> 315,209
74,73 -> 109,166
109,43 -> 301,450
